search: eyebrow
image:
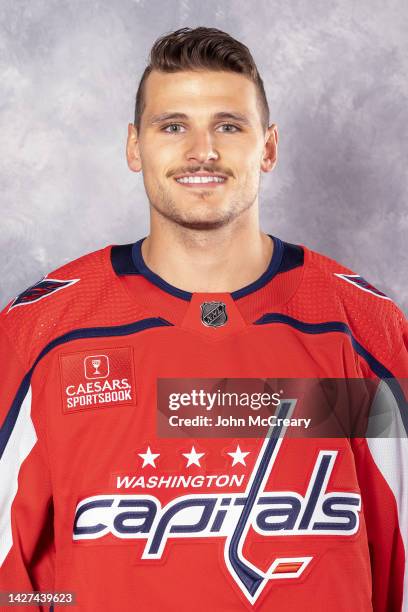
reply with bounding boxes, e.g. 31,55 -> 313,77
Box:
149,111 -> 251,126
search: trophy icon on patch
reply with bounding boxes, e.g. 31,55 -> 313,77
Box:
84,355 -> 110,379
91,358 -> 101,375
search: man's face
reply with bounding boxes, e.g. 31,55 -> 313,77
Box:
127,69 -> 277,231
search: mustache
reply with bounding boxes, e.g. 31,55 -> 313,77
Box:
170,166 -> 232,177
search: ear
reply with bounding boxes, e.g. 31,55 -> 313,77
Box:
126,123 -> 142,173
261,123 -> 278,173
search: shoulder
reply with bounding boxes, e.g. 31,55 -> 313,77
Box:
290,242 -> 406,371
0,245 -> 114,366
302,243 -> 401,311
2,245 -> 109,314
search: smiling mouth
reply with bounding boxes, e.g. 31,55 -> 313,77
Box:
174,176 -> 227,188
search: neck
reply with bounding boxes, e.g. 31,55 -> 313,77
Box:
141,224 -> 274,294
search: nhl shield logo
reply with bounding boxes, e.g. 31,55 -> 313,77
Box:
200,301 -> 227,327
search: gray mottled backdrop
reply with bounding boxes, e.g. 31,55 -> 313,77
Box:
1,0 -> 407,312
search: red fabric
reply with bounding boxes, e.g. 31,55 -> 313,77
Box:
0,240 -> 406,611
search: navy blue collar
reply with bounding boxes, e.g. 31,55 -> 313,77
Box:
111,235 -> 304,302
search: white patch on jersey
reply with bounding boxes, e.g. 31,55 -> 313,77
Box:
367,380 -> 408,611
0,386 -> 37,565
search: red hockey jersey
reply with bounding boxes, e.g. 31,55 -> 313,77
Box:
0,234 -> 407,611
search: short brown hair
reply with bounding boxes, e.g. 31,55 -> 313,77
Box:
134,26 -> 269,131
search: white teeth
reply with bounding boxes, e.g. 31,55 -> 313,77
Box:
176,176 -> 225,184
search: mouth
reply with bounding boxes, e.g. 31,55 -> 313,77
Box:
173,174 -> 228,188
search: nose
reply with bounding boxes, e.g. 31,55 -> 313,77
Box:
185,129 -> 219,163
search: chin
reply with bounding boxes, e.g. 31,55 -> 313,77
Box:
149,196 -> 235,230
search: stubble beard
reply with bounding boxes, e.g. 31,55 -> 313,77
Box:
146,179 -> 258,231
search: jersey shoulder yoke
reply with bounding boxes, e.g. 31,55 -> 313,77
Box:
0,245 -> 147,368
290,245 -> 407,372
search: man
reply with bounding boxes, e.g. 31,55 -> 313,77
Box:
0,26 -> 406,612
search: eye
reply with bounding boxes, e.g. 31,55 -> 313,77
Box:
161,124 -> 186,133
217,123 -> 241,132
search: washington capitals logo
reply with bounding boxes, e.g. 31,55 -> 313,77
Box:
334,273 -> 390,300
7,276 -> 80,312
73,402 -> 362,605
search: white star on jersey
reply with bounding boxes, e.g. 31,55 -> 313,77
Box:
227,444 -> 250,466
138,446 -> 160,468
182,446 -> 205,467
